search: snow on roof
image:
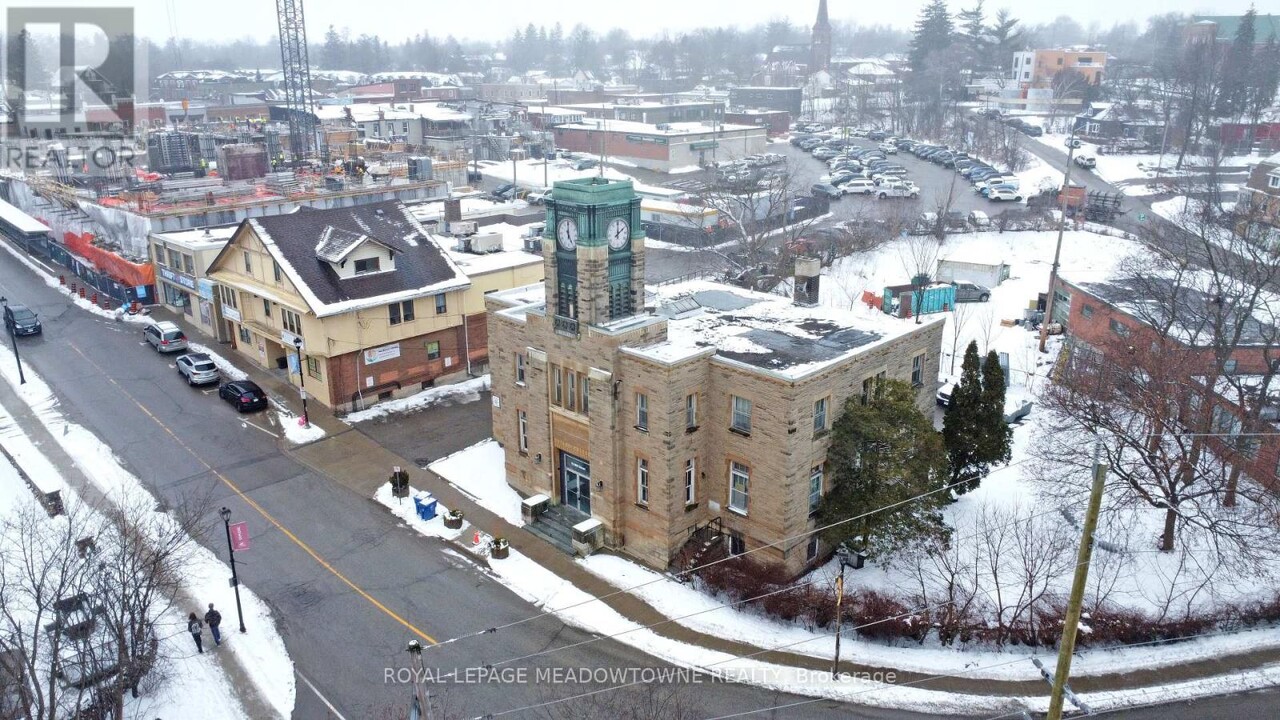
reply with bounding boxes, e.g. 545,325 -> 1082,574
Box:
0,198 -> 51,235
624,280 -> 943,381
559,118 -> 761,136
434,223 -> 542,276
152,224 -> 238,248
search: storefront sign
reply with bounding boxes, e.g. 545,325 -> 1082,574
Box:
690,140 -> 719,150
197,278 -> 215,301
222,305 -> 241,323
281,330 -> 303,349
158,265 -> 197,291
363,342 -> 401,365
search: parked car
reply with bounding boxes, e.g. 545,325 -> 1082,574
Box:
1020,125 -> 1044,137
987,187 -> 1025,202
937,379 -> 956,406
812,148 -> 839,161
967,210 -> 991,228
867,130 -> 887,141
3,303 -> 42,336
527,188 -> 553,204
828,170 -> 859,185
952,281 -> 992,302
839,178 -> 877,195
811,182 -> 844,199
878,142 -> 898,154
877,181 -> 920,199
572,158 -> 597,171
175,352 -> 220,386
143,321 -> 188,353
1064,137 -> 1083,149
219,380 -> 269,412
1074,155 -> 1097,169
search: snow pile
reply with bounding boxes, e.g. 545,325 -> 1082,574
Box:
275,409 -> 326,445
0,343 -> 296,718
373,481 -> 467,541
190,342 -> 249,381
428,438 -> 525,527
344,374 -> 490,423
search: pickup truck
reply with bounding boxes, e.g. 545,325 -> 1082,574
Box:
1073,155 -> 1097,170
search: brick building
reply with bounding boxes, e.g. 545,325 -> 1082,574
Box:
552,119 -> 767,173
1054,273 -> 1280,489
487,177 -> 944,576
207,201 -> 542,413
723,109 -> 792,137
1242,151 -> 1280,229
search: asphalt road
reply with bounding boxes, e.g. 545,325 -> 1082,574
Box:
0,247 -> 969,720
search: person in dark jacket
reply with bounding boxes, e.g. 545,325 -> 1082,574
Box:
188,612 -> 204,654
205,603 -> 223,646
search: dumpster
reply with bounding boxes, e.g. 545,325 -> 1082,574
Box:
413,492 -> 438,521
882,282 -> 956,319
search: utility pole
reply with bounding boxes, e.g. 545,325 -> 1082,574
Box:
1047,440 -> 1106,720
831,544 -> 853,678
407,640 -> 434,720
1038,121 -> 1080,353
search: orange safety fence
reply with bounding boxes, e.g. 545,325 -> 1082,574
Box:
62,231 -> 156,287
861,290 -> 883,310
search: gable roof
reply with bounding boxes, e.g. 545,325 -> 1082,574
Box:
228,201 -> 468,318
313,226 -> 394,263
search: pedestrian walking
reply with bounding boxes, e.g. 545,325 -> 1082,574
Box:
188,612 -> 204,654
205,603 -> 223,646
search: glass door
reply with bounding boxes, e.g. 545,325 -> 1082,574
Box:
560,452 -> 591,515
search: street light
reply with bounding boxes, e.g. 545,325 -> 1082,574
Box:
0,297 -> 26,385
219,506 -> 248,633
292,336 -> 309,428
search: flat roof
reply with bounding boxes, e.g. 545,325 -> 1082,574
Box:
629,280 -> 941,380
557,118 -> 761,136
152,224 -> 239,248
0,199 -> 51,235
434,223 -> 542,276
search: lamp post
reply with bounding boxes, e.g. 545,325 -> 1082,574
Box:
831,543 -> 854,678
219,507 -> 248,633
292,336 -> 309,428
0,297 -> 26,385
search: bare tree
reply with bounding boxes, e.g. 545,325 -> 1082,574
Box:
946,301 -> 974,376
898,232 -> 944,325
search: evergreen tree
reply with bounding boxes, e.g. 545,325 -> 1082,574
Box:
943,341 -> 986,493
987,9 -> 1023,74
818,379 -> 949,557
979,350 -> 1013,468
1215,5 -> 1256,117
956,0 -> 987,70
908,0 -> 955,77
321,26 -> 346,71
1247,33 -> 1280,131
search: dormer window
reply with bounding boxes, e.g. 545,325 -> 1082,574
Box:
354,257 -> 381,275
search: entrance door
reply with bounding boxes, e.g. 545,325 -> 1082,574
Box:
560,452 -> 591,515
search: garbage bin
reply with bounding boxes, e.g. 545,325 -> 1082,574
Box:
413,492 -> 438,521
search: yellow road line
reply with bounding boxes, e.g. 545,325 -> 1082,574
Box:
67,342 -> 438,644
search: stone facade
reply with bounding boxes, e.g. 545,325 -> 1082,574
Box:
486,177 -> 944,577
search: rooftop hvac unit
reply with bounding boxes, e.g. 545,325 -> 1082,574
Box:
448,220 -> 477,236
467,232 -> 504,254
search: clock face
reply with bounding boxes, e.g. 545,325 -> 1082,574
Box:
606,218 -> 630,250
556,218 -> 578,250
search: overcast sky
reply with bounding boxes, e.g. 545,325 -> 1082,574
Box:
8,0 -> 1265,44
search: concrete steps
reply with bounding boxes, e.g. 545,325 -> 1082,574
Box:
524,504 -> 584,555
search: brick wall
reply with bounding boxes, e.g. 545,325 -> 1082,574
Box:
326,325 -> 466,411
552,127 -> 671,162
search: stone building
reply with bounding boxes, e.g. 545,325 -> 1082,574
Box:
486,177 -> 944,576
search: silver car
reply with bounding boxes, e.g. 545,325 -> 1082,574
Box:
175,353 -> 220,386
144,321 -> 188,353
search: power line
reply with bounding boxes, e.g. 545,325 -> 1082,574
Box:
428,500 -> 1077,686
422,454 -> 1050,653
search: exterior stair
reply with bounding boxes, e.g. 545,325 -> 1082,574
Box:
524,503 -> 586,556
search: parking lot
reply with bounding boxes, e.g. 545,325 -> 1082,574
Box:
776,136 -> 1025,223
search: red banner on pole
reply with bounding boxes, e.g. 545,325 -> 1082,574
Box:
230,521 -> 251,552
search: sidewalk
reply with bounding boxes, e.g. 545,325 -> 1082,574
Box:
0,372 -> 283,720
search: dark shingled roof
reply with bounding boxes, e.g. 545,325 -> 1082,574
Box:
247,200 -> 464,312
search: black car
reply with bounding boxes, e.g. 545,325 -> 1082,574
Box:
867,130 -> 887,141
4,304 -> 42,336
218,380 -> 269,412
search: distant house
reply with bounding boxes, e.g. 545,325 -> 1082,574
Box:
1242,151 -> 1280,228
1073,102 -> 1165,144
1011,49 -> 1108,90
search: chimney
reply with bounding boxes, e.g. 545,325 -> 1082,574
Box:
444,198 -> 462,222
793,256 -> 821,306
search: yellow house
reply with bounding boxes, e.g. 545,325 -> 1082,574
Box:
207,200 -> 543,413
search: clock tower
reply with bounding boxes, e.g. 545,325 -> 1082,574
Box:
544,177 -> 645,329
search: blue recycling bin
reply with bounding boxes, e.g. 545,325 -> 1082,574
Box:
413,492 -> 438,521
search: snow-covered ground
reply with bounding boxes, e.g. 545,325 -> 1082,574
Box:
429,438 -> 525,527
0,338 -> 296,718
275,408 -> 326,444
344,375 -> 490,423
0,448 -> 256,720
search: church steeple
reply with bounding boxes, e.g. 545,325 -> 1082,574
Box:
810,0 -> 832,74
